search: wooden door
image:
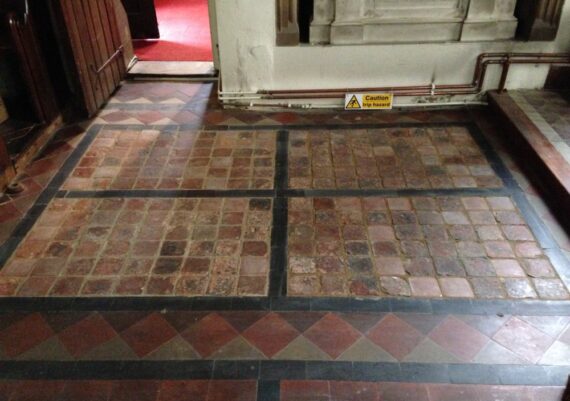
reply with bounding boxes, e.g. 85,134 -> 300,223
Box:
121,0 -> 160,39
58,0 -> 134,117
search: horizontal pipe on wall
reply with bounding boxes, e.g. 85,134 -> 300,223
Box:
250,53 -> 569,100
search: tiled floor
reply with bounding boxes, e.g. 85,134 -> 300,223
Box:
63,130 -> 276,191
517,91 -> 570,148
1,82 -> 570,400
0,380 -> 564,401
289,128 -> 502,190
1,311 -> 569,364
287,196 -> 566,299
1,197 -> 271,296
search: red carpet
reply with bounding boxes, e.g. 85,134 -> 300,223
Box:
133,0 -> 213,61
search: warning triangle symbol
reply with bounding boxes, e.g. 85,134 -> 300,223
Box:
346,95 -> 361,109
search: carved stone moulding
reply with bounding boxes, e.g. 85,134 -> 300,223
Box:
309,0 -> 520,45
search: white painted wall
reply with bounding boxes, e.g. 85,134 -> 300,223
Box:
214,0 -> 570,107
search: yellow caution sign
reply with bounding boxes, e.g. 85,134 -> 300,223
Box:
345,95 -> 362,110
345,93 -> 393,110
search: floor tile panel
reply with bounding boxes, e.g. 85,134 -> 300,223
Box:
288,127 -> 502,190
2,311 -> 566,365
287,196 -> 569,299
0,198 -> 272,297
63,129 -> 276,191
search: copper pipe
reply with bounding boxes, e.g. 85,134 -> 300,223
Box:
258,53 -> 570,99
258,53 -> 570,98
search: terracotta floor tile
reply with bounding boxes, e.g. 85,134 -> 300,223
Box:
62,130 -> 276,191
120,313 -> 178,357
0,313 -> 54,357
281,381 -> 330,401
289,128 -> 501,190
242,313 -> 300,358
110,381 -> 160,401
303,313 -> 362,358
207,381 -> 257,401
181,313 -> 239,357
58,313 -> 117,358
428,316 -> 489,362
366,314 -> 424,360
492,317 -> 555,363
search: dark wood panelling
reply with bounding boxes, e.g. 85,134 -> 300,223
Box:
7,13 -> 59,123
58,0 -> 128,117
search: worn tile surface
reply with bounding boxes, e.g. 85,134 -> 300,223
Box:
63,130 -> 276,191
287,196 -> 568,299
288,127 -> 502,190
1,198 -> 271,297
1,311 -> 569,365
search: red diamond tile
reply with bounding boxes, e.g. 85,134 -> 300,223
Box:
304,313 -> 362,358
100,111 -> 132,123
492,317 -> 555,363
163,311 -> 210,333
428,316 -> 489,362
366,314 -> 424,360
0,313 -> 54,357
135,111 -> 167,125
100,312 -> 153,333
270,112 -> 301,125
181,313 -> 239,357
120,313 -> 178,357
218,311 -> 268,333
171,111 -> 200,124
43,312 -> 90,333
277,311 -> 328,333
58,313 -> 117,358
338,313 -> 386,334
242,313 -> 300,357
0,202 -> 21,224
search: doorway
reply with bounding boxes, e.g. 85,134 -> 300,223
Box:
122,0 -> 216,76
